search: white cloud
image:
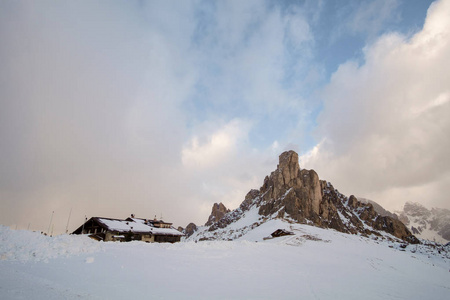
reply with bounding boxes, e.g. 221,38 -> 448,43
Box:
1,0 -> 317,232
411,91 -> 450,116
182,119 -> 251,169
2,0 -> 444,234
303,0 -> 450,211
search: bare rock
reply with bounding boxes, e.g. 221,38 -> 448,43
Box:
278,150 -> 300,186
184,223 -> 198,237
204,150 -> 420,244
205,203 -> 230,226
373,216 -> 420,244
348,195 -> 359,209
358,197 -> 399,220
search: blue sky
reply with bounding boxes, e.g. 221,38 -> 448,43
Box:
183,0 -> 434,152
0,0 -> 448,232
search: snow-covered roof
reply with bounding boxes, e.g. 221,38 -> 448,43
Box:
126,218 -> 173,226
95,218 -> 183,236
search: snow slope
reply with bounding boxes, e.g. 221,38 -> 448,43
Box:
1,225 -> 449,299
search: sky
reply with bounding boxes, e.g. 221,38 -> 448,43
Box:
1,0 -> 449,234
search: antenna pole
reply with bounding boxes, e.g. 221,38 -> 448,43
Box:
82,215 -> 87,234
47,211 -> 54,235
65,208 -> 72,234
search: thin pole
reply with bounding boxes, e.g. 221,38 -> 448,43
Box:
27,223 -> 30,230
65,208 -> 72,234
47,211 -> 54,235
82,215 -> 87,234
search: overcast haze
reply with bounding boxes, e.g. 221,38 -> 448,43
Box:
1,0 -> 449,234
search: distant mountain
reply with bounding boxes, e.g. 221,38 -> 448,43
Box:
395,202 -> 450,244
188,151 -> 419,244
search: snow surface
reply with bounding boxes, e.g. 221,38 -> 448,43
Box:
1,224 -> 449,299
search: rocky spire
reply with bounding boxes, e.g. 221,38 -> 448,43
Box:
196,150 -> 418,244
184,223 -> 198,237
258,150 -> 322,219
278,150 -> 300,186
205,203 -> 230,226
239,150 -> 419,243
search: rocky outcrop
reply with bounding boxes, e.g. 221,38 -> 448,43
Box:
358,197 -> 398,220
373,216 -> 420,244
205,203 -> 230,226
205,150 -> 419,244
257,151 -> 322,224
184,223 -> 198,237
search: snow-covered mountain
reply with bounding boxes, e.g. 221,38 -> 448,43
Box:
188,150 -> 419,244
395,202 -> 450,244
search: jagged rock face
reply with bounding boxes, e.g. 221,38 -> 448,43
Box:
373,217 -> 420,244
206,150 -> 419,244
258,152 -> 370,233
205,203 -> 230,226
184,223 -> 198,237
279,150 -> 300,186
258,151 -> 322,222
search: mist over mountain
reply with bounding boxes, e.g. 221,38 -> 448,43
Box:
357,198 -> 450,244
396,202 -> 450,243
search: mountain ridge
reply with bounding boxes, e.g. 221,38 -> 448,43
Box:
189,150 -> 419,244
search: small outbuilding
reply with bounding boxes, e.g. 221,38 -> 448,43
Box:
72,215 -> 184,243
271,229 -> 295,238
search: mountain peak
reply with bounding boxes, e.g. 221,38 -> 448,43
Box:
205,202 -> 230,226
276,150 -> 301,188
193,151 -> 419,244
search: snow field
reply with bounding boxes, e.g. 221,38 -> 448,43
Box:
1,225 -> 449,299
0,225 -> 102,262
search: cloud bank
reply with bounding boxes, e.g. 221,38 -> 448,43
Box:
302,0 -> 450,211
0,0 -> 447,233
0,0 -> 313,232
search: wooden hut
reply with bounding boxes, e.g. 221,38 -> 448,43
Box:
72,215 -> 184,243
271,229 -> 294,238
